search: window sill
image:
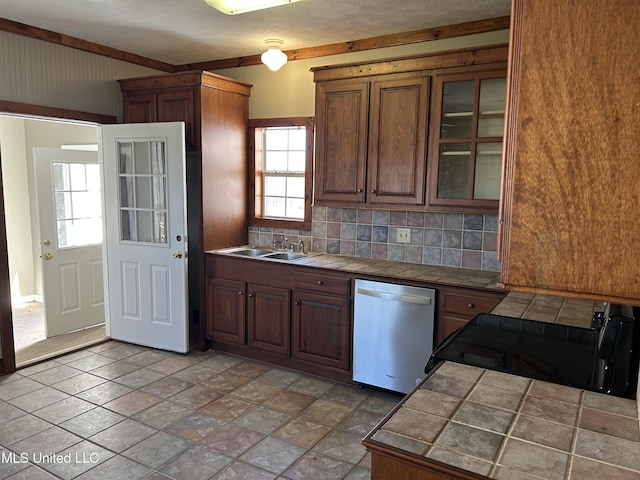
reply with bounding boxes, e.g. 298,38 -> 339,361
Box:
250,217 -> 311,231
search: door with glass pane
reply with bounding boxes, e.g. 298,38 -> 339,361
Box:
34,148 -> 104,337
101,122 -> 188,353
428,71 -> 506,209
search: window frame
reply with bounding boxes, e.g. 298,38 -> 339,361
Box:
248,117 -> 314,230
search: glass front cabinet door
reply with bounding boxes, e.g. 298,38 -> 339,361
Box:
428,71 -> 506,210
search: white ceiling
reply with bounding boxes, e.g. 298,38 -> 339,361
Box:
0,0 -> 510,66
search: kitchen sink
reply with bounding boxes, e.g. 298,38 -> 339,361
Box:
217,246 -> 313,261
262,252 -> 307,261
220,247 -> 274,257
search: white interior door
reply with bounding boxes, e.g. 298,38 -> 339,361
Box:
34,148 -> 105,337
100,122 -> 188,353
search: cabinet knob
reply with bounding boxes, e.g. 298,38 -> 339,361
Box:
248,293 -> 253,297
468,303 -> 475,309
317,280 -> 323,285
238,291 -> 243,295
294,301 -> 300,306
371,189 -> 376,194
356,189 -> 363,193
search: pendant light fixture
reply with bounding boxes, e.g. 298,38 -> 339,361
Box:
261,39 -> 288,71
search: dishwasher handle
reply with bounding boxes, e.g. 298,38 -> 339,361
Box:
356,287 -> 432,305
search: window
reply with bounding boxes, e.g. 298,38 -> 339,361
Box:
249,117 -> 314,229
53,162 -> 102,248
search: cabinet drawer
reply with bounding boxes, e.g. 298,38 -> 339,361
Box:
295,272 -> 351,297
443,292 -> 503,318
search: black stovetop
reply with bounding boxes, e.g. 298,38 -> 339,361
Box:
426,312 -> 638,399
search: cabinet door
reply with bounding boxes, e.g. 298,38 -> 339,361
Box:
206,277 -> 246,345
248,284 -> 290,355
157,89 -> 196,150
292,291 -> 350,370
314,80 -> 369,204
368,76 -> 429,205
428,71 -> 506,211
500,0 -> 640,303
122,93 -> 157,123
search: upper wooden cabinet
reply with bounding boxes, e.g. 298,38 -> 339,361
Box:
428,71 -> 506,210
314,74 -> 429,207
314,80 -> 369,204
312,45 -> 508,212
499,0 -> 640,304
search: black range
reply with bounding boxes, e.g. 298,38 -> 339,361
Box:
426,305 -> 639,399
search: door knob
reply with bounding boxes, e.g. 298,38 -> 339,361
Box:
42,253 -> 53,261
43,239 -> 51,246
172,251 -> 183,259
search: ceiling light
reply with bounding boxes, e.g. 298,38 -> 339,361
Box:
205,0 -> 302,15
261,39 -> 288,71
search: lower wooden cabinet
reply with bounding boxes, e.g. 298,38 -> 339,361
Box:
206,253 -> 503,384
292,291 -> 350,370
206,277 -> 245,345
205,255 -> 353,382
248,284 -> 290,355
437,286 -> 506,344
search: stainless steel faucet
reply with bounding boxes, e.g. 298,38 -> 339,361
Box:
299,240 -> 305,254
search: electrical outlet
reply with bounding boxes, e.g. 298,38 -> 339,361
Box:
396,228 -> 411,244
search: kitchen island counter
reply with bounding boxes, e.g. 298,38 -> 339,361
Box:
362,293 -> 640,480
363,361 -> 640,479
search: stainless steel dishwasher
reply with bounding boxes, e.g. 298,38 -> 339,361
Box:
353,279 -> 435,394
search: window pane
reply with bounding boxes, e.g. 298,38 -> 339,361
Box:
150,141 -> 166,174
265,128 -> 289,150
154,212 -> 167,243
441,80 -> 474,138
70,163 -> 86,190
134,142 -> 150,174
287,177 -> 305,198
55,192 -> 71,220
286,198 -> 305,219
72,191 -> 94,218
478,77 -> 506,137
86,164 -> 101,190
152,177 -> 166,209
57,220 -> 68,247
288,151 -> 306,171
136,177 -> 151,209
119,143 -> 133,174
64,218 -> 102,247
137,210 -> 152,242
288,127 -> 306,150
474,142 -> 502,200
264,196 -> 286,217
120,177 -> 134,208
121,210 -> 135,241
53,163 -> 70,190
265,151 -> 288,171
264,176 -> 286,196
437,143 -> 471,199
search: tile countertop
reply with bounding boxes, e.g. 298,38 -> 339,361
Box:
363,293 -> 640,480
210,248 -> 503,291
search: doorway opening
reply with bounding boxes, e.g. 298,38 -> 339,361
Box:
0,114 -> 108,367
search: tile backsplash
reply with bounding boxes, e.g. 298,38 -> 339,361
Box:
248,207 -> 501,272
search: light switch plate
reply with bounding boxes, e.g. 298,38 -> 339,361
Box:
396,228 -> 411,244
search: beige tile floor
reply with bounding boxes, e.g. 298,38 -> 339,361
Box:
0,341 -> 402,480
